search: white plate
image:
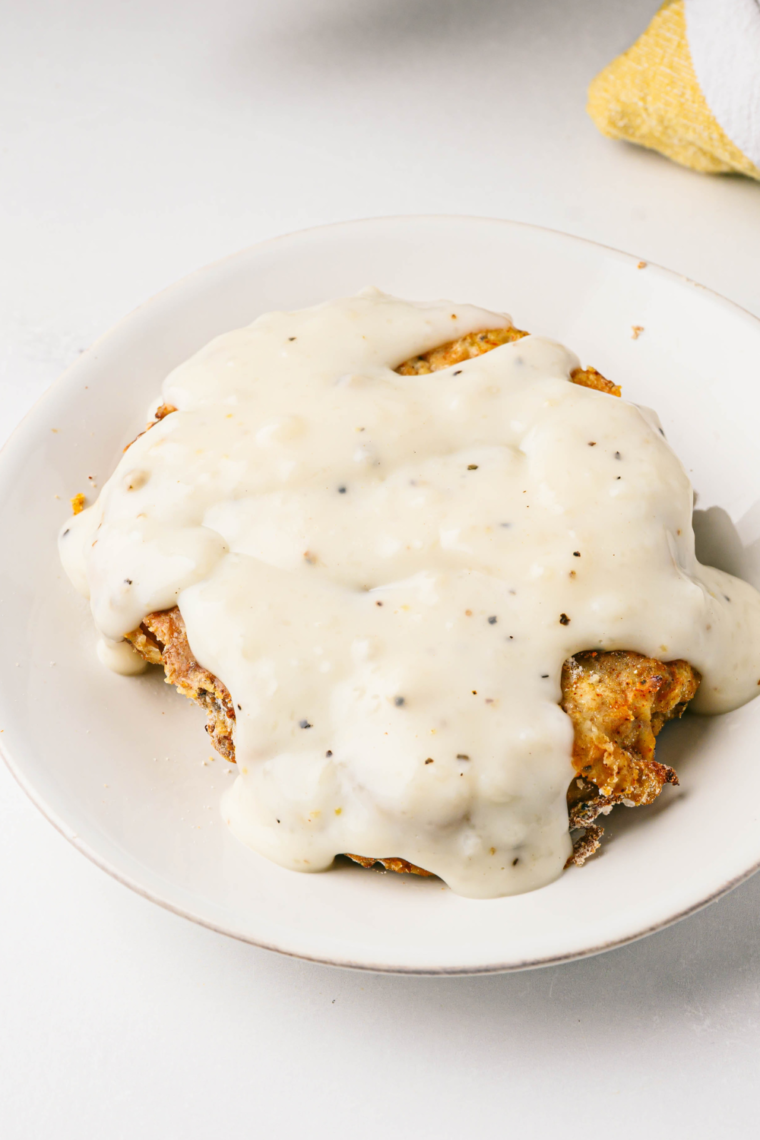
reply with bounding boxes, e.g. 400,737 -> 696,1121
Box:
3,216 -> 760,974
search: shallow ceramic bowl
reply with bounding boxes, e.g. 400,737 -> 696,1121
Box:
2,216 -> 760,973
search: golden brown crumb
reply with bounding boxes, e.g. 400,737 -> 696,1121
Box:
70,492 -> 86,515
637,261 -> 647,269
632,325 -> 644,340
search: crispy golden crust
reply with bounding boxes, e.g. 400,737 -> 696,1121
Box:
126,609 -> 236,763
343,854 -> 433,877
123,402 -> 178,453
571,365 -> 621,398
563,652 -> 699,802
562,652 -> 700,866
395,326 -> 621,398
154,402 -> 178,421
120,321 -> 693,877
396,326 -> 530,373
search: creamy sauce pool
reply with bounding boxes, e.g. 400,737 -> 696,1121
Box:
60,290 -> 760,898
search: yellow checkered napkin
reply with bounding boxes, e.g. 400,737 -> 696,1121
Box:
588,0 -> 760,180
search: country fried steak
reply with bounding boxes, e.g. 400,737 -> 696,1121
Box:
118,324 -> 699,876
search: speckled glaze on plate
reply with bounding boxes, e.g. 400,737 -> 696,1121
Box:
2,216 -> 760,973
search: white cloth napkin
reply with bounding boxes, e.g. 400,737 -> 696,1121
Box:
685,0 -> 760,168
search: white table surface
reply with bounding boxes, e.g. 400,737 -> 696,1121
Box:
3,2 -> 760,1136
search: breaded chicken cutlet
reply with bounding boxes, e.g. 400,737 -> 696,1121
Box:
116,324 -> 699,876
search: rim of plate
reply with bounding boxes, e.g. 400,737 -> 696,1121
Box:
3,214 -> 760,975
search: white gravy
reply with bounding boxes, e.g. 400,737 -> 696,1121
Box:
60,290 -> 760,898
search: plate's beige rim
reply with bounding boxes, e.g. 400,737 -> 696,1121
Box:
3,214 -> 760,975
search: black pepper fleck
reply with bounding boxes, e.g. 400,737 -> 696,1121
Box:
559,613 -> 570,625
338,486 -> 347,494
394,696 -> 405,707
299,719 -> 312,729
487,615 -> 497,625
425,758 -> 434,764
541,673 -> 549,678
456,753 -> 470,760
453,370 -> 462,376
512,857 -> 520,866
614,451 -> 622,459
288,336 -> 297,341
588,442 -> 597,447
326,750 -> 333,757
375,600 -> 383,607
237,704 -> 242,710
573,551 -> 581,557
467,464 -> 479,471
124,578 -> 132,585
62,528 -> 70,537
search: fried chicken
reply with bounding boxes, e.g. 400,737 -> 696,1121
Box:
120,322 -> 698,877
